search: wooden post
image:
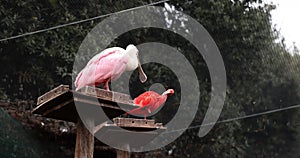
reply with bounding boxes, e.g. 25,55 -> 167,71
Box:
116,150 -> 130,158
116,144 -> 130,158
75,119 -> 94,158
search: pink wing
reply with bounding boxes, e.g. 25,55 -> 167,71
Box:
75,47 -> 128,90
127,104 -> 153,116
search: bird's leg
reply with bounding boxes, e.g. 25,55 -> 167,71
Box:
104,80 -> 110,91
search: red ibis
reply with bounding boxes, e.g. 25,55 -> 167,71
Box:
127,89 -> 175,119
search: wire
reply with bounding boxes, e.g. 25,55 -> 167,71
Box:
0,0 -> 170,42
164,104 -> 300,134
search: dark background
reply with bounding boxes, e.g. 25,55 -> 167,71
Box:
1,0 -> 300,157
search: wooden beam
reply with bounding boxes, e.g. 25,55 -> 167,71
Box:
37,85 -> 69,105
42,99 -> 73,116
75,119 -> 94,158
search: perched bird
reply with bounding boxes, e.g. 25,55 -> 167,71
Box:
74,44 -> 147,91
127,89 -> 174,119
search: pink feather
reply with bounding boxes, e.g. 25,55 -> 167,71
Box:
75,47 -> 128,90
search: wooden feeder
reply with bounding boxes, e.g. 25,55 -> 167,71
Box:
32,85 -> 166,158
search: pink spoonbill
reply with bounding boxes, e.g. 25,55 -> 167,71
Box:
74,44 -> 147,91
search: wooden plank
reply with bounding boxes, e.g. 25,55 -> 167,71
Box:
34,85 -> 136,115
32,85 -> 139,123
75,119 -> 94,158
43,99 -> 73,116
33,89 -> 72,115
37,102 -> 77,122
93,118 -> 166,134
113,117 -> 164,129
77,86 -> 132,105
37,85 -> 69,105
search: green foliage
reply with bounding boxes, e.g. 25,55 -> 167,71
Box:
1,0 -> 300,157
0,0 -> 154,99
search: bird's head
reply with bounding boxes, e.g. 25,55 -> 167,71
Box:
126,44 -> 139,57
162,89 -> 175,96
125,44 -> 147,83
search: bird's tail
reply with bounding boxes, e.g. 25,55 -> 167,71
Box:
74,70 -> 83,91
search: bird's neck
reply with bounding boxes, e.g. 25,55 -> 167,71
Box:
162,91 -> 171,96
158,94 -> 168,104
124,53 -> 138,71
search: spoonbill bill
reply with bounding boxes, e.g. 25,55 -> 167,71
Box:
127,89 -> 174,119
74,44 -> 147,91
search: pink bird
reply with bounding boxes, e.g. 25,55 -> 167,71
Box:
127,89 -> 175,119
75,44 -> 147,91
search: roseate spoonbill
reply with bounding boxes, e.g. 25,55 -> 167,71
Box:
74,44 -> 147,91
127,89 -> 174,119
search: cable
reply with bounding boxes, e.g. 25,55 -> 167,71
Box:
0,0 -> 170,42
164,104 -> 300,134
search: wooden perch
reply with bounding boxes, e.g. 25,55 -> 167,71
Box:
32,85 -> 137,122
32,85 -> 166,158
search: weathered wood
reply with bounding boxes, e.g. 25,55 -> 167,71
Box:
113,117 -> 163,129
93,117 -> 166,134
77,86 -> 132,105
34,86 -> 72,116
33,85 -> 167,158
75,119 -> 94,158
37,85 -> 69,105
32,85 -> 138,122
43,99 -> 73,116
116,149 -> 130,158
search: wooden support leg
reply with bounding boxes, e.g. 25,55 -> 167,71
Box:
116,149 -> 130,158
116,144 -> 130,158
75,119 -> 94,158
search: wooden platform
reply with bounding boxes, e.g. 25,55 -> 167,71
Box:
32,85 -> 166,158
32,85 -> 138,123
95,117 -> 166,149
